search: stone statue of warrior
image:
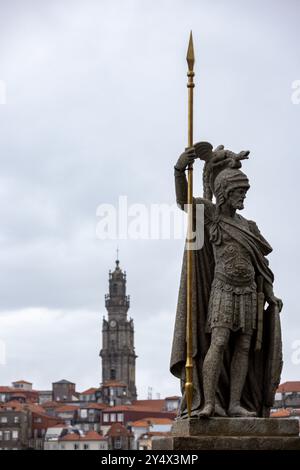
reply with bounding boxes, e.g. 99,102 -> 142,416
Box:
170,142 -> 283,419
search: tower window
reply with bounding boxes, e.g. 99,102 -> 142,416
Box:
113,283 -> 118,294
110,369 -> 116,380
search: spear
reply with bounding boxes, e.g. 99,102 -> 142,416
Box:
185,31 -> 195,418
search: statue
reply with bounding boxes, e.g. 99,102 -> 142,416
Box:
170,142 -> 283,419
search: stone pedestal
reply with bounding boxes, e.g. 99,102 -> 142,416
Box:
152,418 -> 300,450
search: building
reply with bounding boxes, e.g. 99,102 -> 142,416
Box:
101,404 -> 176,436
100,258 -> 137,403
38,390 -> 53,404
44,425 -> 65,450
0,401 -> 31,450
55,405 -> 79,425
106,422 -> 134,450
138,432 -> 171,450
164,396 -> 181,412
101,380 -> 129,407
59,430 -> 108,451
78,388 -> 99,403
0,382 -> 39,404
44,427 -> 108,451
30,409 -> 64,450
52,380 -> 77,402
130,417 -> 173,449
76,403 -> 106,433
274,381 -> 300,409
12,380 -> 33,391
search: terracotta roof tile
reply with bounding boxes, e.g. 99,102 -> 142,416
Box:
60,431 -> 106,442
0,401 -> 24,412
13,380 -> 32,385
27,403 -> 48,414
130,417 -> 174,427
277,381 -> 300,393
83,431 -> 106,441
147,417 -> 174,425
42,401 -> 60,408
130,420 -> 149,428
106,423 -> 133,437
271,409 -> 291,417
102,405 -> 173,413
80,388 -> 98,395
86,403 -> 106,410
0,386 -> 13,393
132,400 -> 166,411
56,405 -> 79,413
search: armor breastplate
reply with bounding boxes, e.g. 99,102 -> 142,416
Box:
214,233 -> 255,285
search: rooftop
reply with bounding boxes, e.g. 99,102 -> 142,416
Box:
130,420 -> 149,428
85,403 -> 107,410
80,387 -> 99,395
52,379 -> 75,385
277,381 -> 300,393
60,431 -> 106,442
132,399 -> 166,412
12,380 -> 33,385
271,409 -> 292,417
130,417 -> 173,427
56,405 -> 79,413
106,422 -> 133,438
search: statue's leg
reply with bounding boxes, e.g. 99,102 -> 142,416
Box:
228,332 -> 257,417
199,327 -> 230,418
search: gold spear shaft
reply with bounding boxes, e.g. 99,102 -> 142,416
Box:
185,31 -> 195,418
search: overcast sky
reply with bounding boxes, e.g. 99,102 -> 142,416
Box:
0,0 -> 300,398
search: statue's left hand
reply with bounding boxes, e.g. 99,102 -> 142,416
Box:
267,295 -> 283,313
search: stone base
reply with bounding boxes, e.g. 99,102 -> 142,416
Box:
152,418 -> 300,451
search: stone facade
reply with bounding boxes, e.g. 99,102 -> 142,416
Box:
100,259 -> 137,402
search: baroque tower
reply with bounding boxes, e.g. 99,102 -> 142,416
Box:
100,257 -> 137,402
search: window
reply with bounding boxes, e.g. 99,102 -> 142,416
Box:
0,417 -> 8,424
80,409 -> 88,419
110,413 -> 116,422
83,444 -> 89,450
74,444 -> 80,450
115,437 -> 121,449
13,416 -> 20,424
110,369 -> 116,380
117,413 -> 124,423
0,431 -> 3,440
12,431 -> 18,440
103,414 -> 109,423
4,431 -> 10,441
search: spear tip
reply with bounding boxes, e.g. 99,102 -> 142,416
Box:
186,30 -> 195,70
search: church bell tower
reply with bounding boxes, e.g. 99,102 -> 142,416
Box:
100,257 -> 137,402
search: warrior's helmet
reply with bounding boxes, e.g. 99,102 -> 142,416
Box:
195,142 -> 250,204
